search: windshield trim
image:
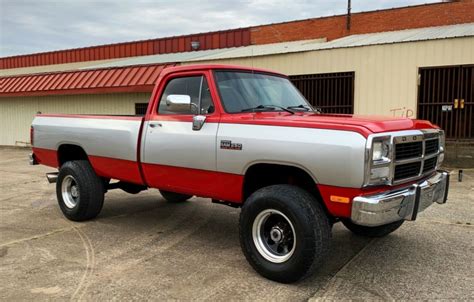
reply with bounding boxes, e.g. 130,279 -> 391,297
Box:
211,69 -> 313,115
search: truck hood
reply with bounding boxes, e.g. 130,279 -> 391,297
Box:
302,113 -> 437,133
230,112 -> 437,136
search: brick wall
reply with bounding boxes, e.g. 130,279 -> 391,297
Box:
251,1 -> 474,44
2,1 -> 473,69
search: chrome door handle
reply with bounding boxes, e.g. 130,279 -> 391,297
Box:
149,122 -> 162,128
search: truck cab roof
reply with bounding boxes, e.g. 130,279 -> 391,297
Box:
160,64 -> 287,77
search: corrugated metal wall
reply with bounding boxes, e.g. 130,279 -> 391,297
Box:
1,37 -> 473,146
0,92 -> 151,146
0,59 -> 120,77
0,29 -> 251,69
184,37 -> 474,118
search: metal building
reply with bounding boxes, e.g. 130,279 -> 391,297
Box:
1,1 -> 474,146
185,24 -> 474,140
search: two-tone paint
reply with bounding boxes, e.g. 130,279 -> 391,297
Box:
31,64 -> 441,219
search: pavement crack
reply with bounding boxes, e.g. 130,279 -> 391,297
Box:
0,226 -> 82,248
70,224 -> 95,302
419,219 -> 473,227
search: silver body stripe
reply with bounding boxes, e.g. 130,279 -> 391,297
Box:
217,123 -> 366,188
141,120 -> 218,171
33,117 -> 367,188
32,117 -> 141,162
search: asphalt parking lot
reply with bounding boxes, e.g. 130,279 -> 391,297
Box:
1,147 -> 473,301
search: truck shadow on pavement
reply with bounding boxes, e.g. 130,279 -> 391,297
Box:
93,192 -> 374,284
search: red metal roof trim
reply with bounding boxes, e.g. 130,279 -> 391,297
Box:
0,28 -> 251,70
0,64 -> 174,97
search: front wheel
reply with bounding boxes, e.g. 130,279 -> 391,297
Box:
56,160 -> 105,221
239,185 -> 331,283
342,219 -> 404,237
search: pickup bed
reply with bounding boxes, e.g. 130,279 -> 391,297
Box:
30,64 -> 449,283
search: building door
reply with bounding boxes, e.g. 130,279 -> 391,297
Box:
417,65 -> 474,140
289,72 -> 355,114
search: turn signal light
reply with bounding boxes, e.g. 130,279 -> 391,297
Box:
330,195 -> 350,203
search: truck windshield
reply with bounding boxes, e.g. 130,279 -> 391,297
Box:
214,71 -> 314,113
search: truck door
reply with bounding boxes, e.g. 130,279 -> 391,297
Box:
141,71 -> 220,196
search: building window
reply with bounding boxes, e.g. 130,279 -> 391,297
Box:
135,103 -> 148,115
289,72 -> 355,114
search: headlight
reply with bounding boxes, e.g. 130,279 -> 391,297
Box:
438,130 -> 445,166
370,166 -> 390,180
439,130 -> 445,152
365,136 -> 392,186
372,141 -> 389,161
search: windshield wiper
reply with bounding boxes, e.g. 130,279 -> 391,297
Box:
287,104 -> 313,111
241,105 -> 295,114
287,104 -> 323,113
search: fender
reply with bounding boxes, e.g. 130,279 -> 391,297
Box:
242,160 -> 319,184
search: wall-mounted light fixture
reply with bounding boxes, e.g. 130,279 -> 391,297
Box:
191,41 -> 200,50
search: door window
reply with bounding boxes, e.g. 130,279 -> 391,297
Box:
158,76 -> 215,115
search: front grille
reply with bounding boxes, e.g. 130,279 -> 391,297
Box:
394,162 -> 421,181
423,157 -> 437,173
425,139 -> 439,155
391,132 -> 441,184
395,142 -> 423,160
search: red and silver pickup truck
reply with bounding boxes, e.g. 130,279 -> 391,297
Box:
30,64 -> 449,283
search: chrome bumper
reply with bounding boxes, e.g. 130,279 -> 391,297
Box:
351,170 -> 449,227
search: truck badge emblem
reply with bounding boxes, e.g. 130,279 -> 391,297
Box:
220,140 -> 242,150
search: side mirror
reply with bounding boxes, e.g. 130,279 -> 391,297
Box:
193,115 -> 206,131
166,94 -> 191,112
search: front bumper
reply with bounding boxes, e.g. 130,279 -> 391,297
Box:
351,170 -> 449,227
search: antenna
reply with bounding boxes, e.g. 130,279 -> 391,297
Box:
346,0 -> 351,31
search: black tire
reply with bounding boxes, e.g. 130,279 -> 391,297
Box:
342,219 -> 404,237
56,160 -> 105,221
159,190 -> 192,203
239,185 -> 331,283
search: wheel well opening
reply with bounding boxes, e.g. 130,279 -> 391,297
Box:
243,163 -> 323,201
57,144 -> 88,166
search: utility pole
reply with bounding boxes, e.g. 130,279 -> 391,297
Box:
347,0 -> 351,31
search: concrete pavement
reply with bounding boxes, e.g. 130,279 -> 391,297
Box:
1,147 -> 472,300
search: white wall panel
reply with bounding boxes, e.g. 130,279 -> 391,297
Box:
185,37 -> 474,118
0,92 -> 150,146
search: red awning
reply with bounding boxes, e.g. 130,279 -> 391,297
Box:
0,63 -> 174,97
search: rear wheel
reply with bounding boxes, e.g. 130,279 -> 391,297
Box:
56,160 -> 105,221
239,185 -> 331,283
342,219 -> 404,237
159,190 -> 192,203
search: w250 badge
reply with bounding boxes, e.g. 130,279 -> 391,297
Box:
220,140 -> 242,151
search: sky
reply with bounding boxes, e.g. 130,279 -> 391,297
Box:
0,0 -> 438,57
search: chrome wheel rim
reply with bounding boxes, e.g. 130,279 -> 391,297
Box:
252,209 -> 296,263
61,175 -> 79,209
